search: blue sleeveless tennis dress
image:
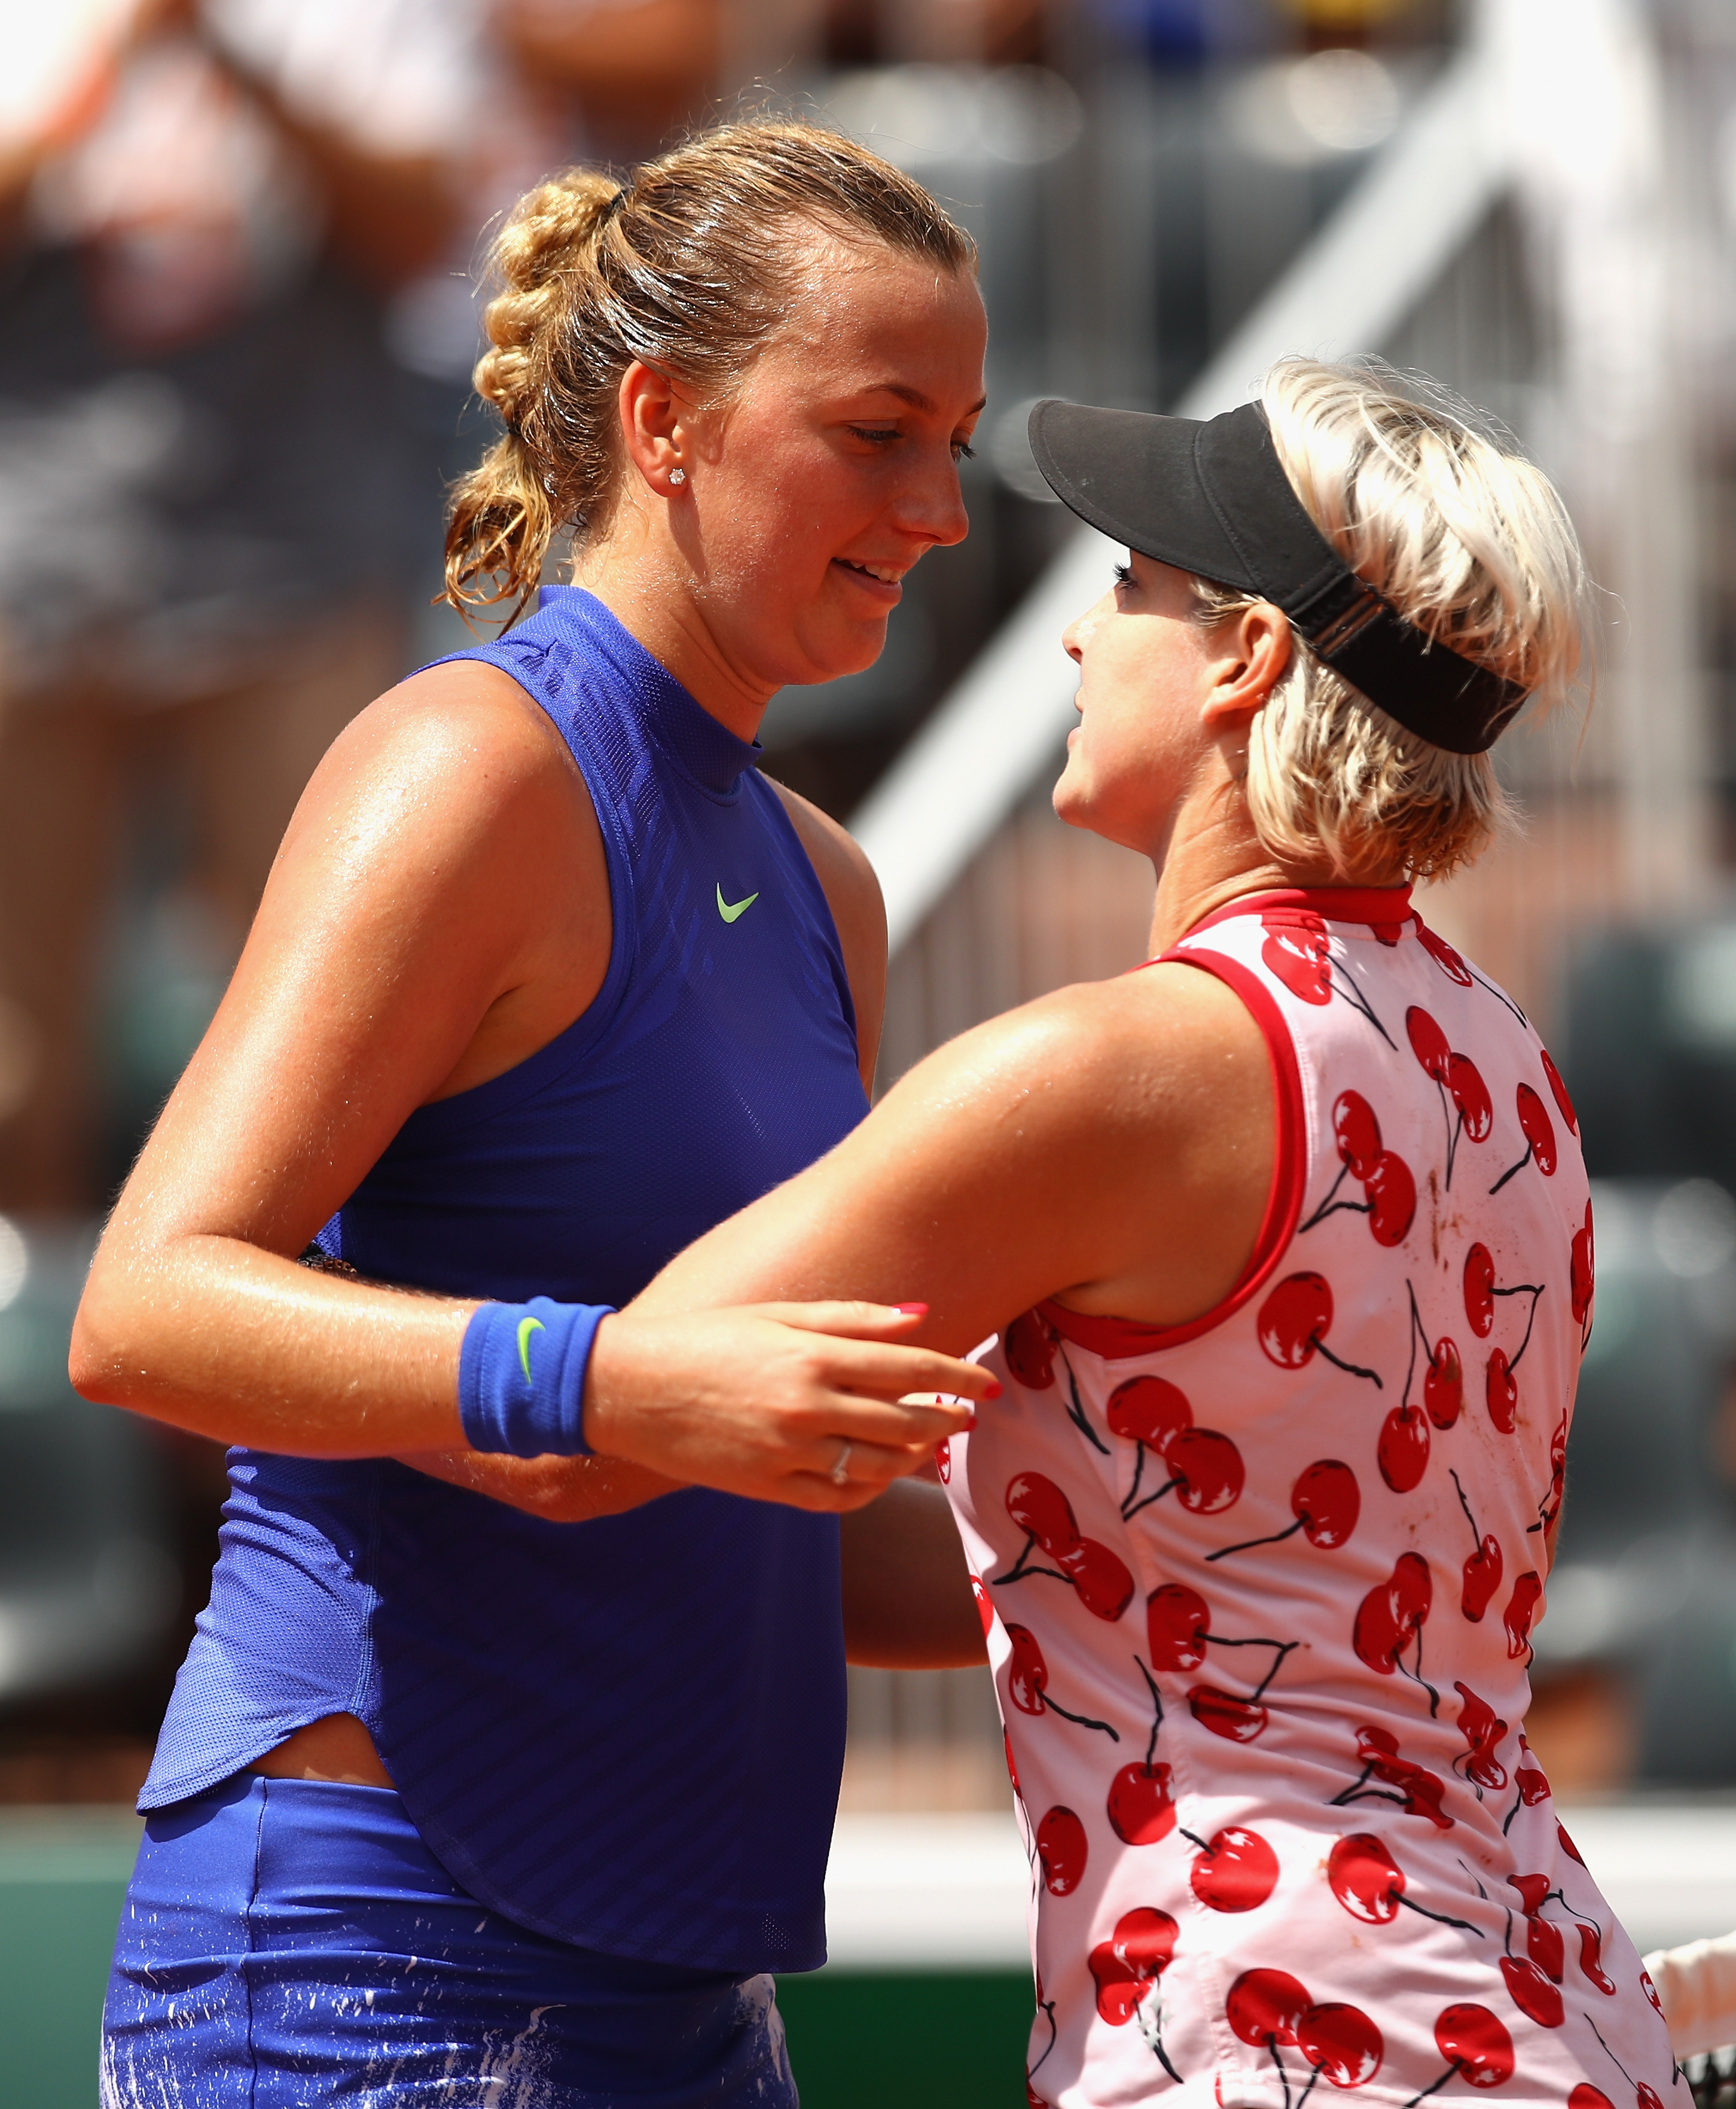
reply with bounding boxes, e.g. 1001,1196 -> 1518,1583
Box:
102,588 -> 870,2107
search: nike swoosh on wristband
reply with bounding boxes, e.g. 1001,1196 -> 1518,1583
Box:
716,885 -> 759,924
517,1315 -> 545,1381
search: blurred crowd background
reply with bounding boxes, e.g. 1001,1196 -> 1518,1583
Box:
2,0 -> 1736,1818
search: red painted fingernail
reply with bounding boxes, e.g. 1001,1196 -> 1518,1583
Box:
962,1410 -> 978,1431
895,1302 -> 928,1316
983,1380 -> 1002,1400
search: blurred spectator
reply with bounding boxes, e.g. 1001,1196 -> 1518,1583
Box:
0,1 -> 725,1216
0,1 -> 481,1212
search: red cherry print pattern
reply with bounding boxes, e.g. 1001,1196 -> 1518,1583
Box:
1542,1047 -> 1579,1132
1006,1473 -> 1080,1556
1206,1459 -> 1358,1561
1450,1053 -> 1494,1142
1303,1092 -> 1417,1248
1449,1470 -> 1504,1621
1166,1429 -> 1246,1514
1147,1584 -> 1209,1674
1110,1378 -> 1245,1525
1465,1245 -> 1496,1337
1425,1336 -> 1465,1429
1189,1686 -> 1270,1742
1533,1411 -> 1569,1542
1408,1007 -> 1493,1187
1504,1571 -> 1543,1662
1147,1585 -> 1296,1740
1003,1624 -> 1118,1739
970,1574 -> 995,1640
1378,1397 -> 1431,1493
1353,1553 -> 1433,1683
1432,2003 -> 1515,2092
1293,1460 -> 1361,1547
1298,2004 -> 1384,2089
1571,2091 -> 1615,2109
1186,1824 -> 1279,1912
1571,1202 -> 1595,1332
1331,1724 -> 1453,1829
1418,922 -> 1475,986
1225,1971 -> 1383,2090
1262,910 -> 1333,1004
1228,1968 -> 1313,2049
1453,1681 -> 1509,1793
1487,1351 -> 1519,1435
1329,1834 -> 1405,1924
1557,1822 -> 1585,1866
1109,1660 -> 1176,1846
1258,1272 -> 1382,1386
1578,1920 -> 1617,1995
1639,2090 -> 1665,2109
1088,1906 -> 1177,2026
1003,1309 -> 1057,1388
1514,1736 -> 1550,1808
1054,1540 -> 1137,1622
935,1438 -> 950,1483
1113,1653 -> 1181,1839
1492,1082 -> 1559,1194
1002,1727 -> 1020,1794
1326,1833 -> 1481,1934
1335,1092 -> 1382,1178
1460,1247 -> 1545,1427
999,1474 -> 1135,1622
1108,1757 -> 1176,1846
1499,1953 -> 1565,2028
1641,1969 -> 1664,2014
1006,1623 -> 1049,1714
1209,1458 -> 1360,1562
1035,1805 -> 1088,1895
1521,1900 -> 1565,1984
1105,1374 -> 1191,1455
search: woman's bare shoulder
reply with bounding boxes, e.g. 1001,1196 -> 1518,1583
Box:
889,961 -> 1268,1126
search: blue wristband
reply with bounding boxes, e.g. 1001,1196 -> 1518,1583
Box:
457,1298 -> 614,1458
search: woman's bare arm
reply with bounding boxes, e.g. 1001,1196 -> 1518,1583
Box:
627,959 -> 1276,1356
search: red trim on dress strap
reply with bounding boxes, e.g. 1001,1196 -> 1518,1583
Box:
1182,885 -> 1413,941
1038,947 -> 1309,1361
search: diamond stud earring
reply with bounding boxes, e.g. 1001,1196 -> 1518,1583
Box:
668,467 -> 686,486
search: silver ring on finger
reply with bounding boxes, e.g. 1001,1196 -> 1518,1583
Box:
830,1440 -> 853,1487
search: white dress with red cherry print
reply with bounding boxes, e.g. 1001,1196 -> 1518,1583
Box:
938,886 -> 1671,2109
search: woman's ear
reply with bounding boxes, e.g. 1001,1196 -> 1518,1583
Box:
1201,602 -> 1292,733
618,360 -> 688,492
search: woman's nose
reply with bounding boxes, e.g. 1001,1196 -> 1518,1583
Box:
1062,592 -> 1111,666
896,451 -> 971,550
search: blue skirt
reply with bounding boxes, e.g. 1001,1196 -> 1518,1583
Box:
101,1773 -> 801,2107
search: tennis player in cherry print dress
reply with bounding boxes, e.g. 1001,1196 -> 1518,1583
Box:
949,885 -> 1640,2109
629,359 -> 1673,2109
941,392 -> 1664,2109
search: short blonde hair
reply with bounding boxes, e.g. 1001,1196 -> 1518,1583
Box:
1193,358 -> 1589,882
444,120 -> 976,624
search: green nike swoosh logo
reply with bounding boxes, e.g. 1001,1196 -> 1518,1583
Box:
716,884 -> 759,924
517,1315 -> 545,1381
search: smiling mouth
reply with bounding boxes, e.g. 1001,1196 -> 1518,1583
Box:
834,557 -> 905,587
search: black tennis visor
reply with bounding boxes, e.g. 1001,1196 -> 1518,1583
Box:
1028,398 -> 1527,756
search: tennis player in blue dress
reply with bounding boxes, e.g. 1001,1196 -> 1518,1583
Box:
76,120 -> 996,2107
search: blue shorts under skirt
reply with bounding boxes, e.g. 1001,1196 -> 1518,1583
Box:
100,1773 -> 800,2108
